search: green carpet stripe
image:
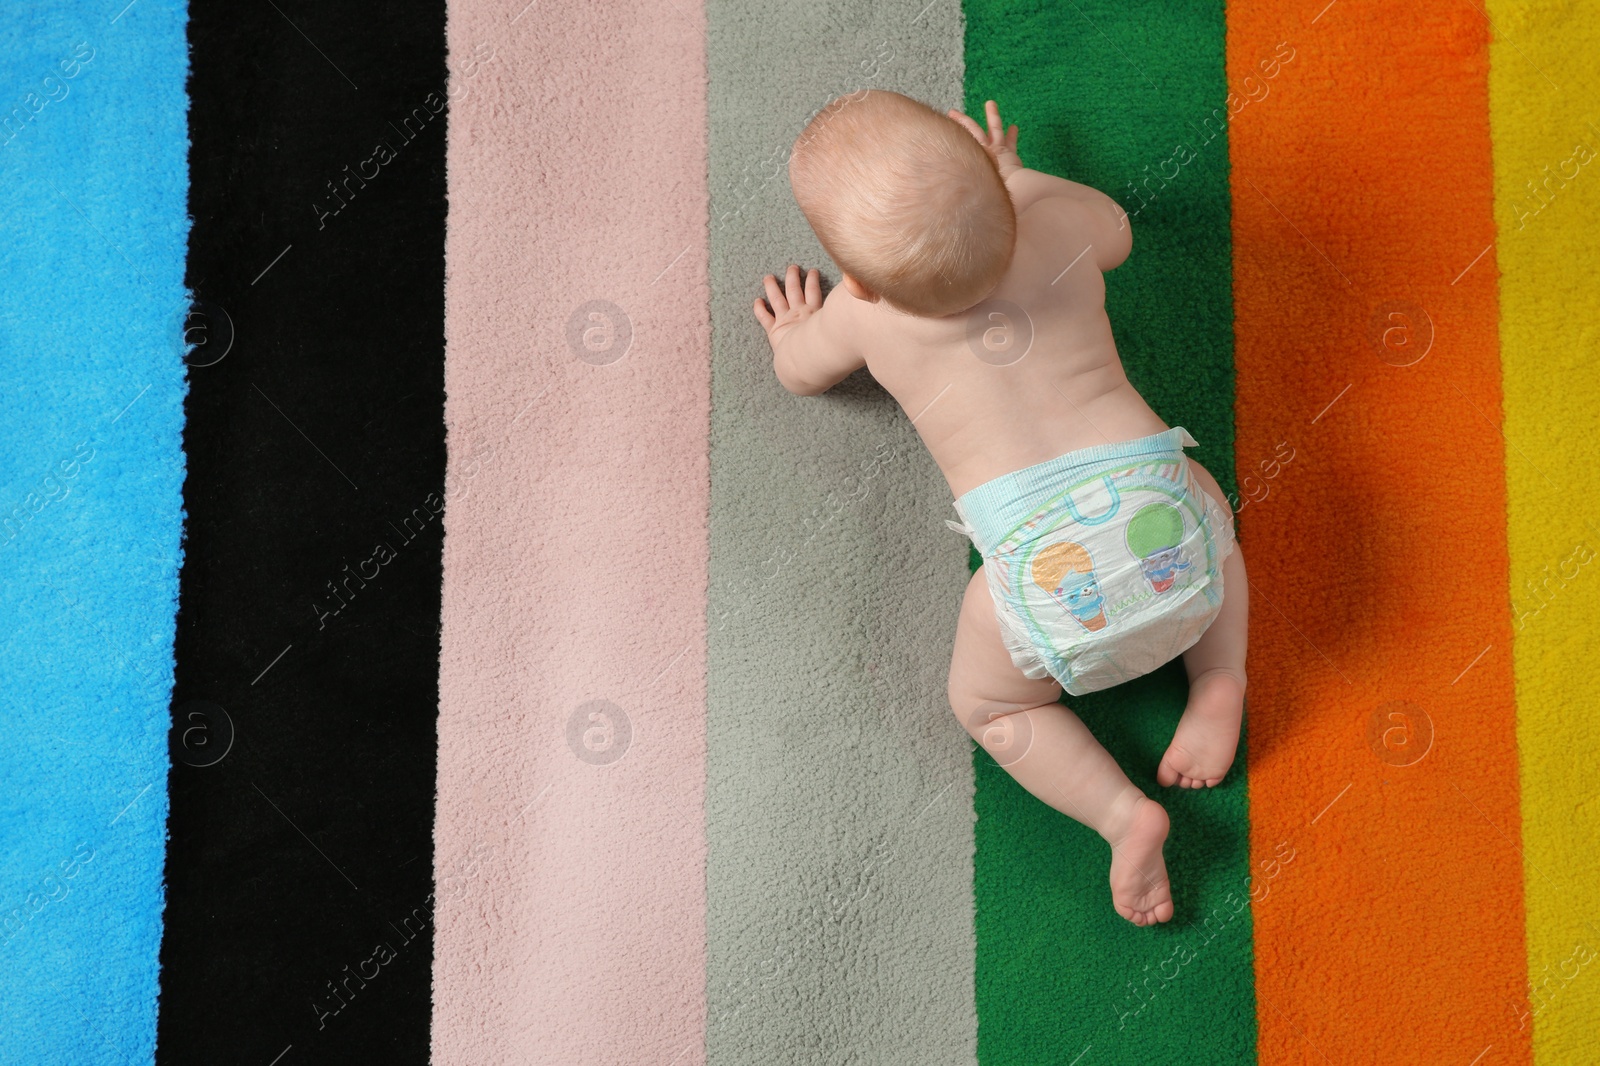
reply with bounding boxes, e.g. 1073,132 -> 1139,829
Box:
962,3 -> 1256,1063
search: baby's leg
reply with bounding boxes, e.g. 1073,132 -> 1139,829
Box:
1159,458 -> 1249,788
948,566 -> 1174,925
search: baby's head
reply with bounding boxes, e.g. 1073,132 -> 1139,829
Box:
788,90 -> 1016,318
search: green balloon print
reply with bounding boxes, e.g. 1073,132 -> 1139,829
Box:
1125,503 -> 1184,557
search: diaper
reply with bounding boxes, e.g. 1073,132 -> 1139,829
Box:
946,427 -> 1235,696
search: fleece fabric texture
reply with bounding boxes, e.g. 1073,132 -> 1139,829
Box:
1489,0 -> 1600,1057
0,1 -> 187,1062
10,2 -> 1589,1063
962,2 -> 1255,1063
158,0 -> 447,1060
431,0 -> 711,1062
705,3 -> 981,1063
1229,2 -> 1529,1062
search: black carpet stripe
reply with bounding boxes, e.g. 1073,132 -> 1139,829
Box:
160,1 -> 446,1060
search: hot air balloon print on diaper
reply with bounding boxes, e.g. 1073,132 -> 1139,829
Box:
1126,503 -> 1190,594
1031,540 -> 1107,632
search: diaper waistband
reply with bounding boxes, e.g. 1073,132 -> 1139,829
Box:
947,426 -> 1200,556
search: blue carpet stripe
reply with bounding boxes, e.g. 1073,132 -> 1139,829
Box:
0,2 -> 188,1061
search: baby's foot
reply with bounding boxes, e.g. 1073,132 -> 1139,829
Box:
1158,670 -> 1245,789
1106,797 -> 1173,926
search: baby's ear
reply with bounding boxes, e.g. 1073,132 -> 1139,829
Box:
840,273 -> 880,303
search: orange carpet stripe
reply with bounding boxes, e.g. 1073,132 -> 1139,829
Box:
1227,5 -> 1528,1063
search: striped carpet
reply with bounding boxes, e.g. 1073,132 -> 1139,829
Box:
1,0 -> 1596,1063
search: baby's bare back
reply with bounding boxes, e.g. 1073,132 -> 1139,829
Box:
844,197 -> 1169,500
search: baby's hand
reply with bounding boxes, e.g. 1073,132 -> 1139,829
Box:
752,264 -> 821,351
948,100 -> 1022,181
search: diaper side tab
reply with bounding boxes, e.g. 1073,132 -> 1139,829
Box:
948,499 -> 990,555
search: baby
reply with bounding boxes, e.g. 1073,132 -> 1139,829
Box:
753,90 -> 1249,926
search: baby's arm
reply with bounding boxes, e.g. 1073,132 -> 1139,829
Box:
1010,171 -> 1131,271
1006,168 -> 1128,234
753,264 -> 866,396
949,100 -> 1132,270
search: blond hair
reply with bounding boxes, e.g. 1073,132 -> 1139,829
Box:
789,90 -> 1016,318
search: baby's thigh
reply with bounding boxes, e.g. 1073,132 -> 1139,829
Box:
948,566 -> 1062,724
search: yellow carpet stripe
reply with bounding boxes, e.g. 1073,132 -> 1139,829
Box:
1487,0 -> 1600,1054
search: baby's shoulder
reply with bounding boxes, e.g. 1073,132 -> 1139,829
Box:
1015,196 -> 1130,274
1016,195 -> 1096,239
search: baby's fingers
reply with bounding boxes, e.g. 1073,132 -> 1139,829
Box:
763,273 -> 788,314
784,264 -> 804,307
948,108 -> 987,144
984,100 -> 1003,141
753,297 -> 775,329
803,267 -> 821,308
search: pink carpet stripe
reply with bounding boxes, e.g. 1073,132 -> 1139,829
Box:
431,2 -> 709,1062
